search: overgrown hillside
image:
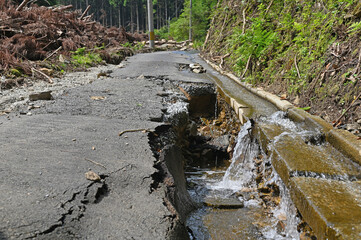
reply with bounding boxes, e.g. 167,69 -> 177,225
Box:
203,0 -> 361,127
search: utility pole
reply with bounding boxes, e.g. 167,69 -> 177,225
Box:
189,0 -> 192,41
147,0 -> 155,48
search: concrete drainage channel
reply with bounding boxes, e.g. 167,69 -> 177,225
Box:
149,76 -> 309,239
150,59 -> 361,239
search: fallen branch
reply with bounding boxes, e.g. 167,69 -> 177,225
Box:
31,68 -> 54,84
240,55 -> 251,79
333,91 -> 361,126
84,158 -> 107,169
353,48 -> 361,75
108,164 -> 135,175
118,128 -> 151,137
265,0 -> 274,16
294,55 -> 301,78
242,8 -> 246,35
79,5 -> 91,20
16,0 -> 30,11
85,21 -> 96,25
214,13 -> 228,46
41,40 -> 56,51
43,46 -> 62,62
52,5 -> 73,12
203,0 -> 221,49
83,14 -> 94,22
220,53 -> 231,69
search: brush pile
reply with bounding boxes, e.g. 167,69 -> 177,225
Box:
0,0 -> 145,76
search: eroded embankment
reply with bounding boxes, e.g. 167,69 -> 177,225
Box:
150,66 -> 361,239
147,76 -> 316,239
146,78 -> 241,238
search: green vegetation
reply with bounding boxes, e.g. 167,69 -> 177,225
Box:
154,26 -> 170,40
201,0 -> 361,120
71,47 -> 103,67
121,42 -> 145,51
169,0 -> 217,44
207,0 -> 355,86
10,68 -> 22,77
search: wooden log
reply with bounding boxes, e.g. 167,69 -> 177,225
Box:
16,0 -> 30,11
31,68 -> 53,84
85,21 -> 96,25
79,5 -> 91,20
52,5 -> 73,12
43,46 -> 62,62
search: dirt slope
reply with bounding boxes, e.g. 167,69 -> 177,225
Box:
203,0 -> 361,134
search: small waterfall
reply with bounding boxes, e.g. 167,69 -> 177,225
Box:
187,112 -> 306,239
261,157 -> 301,240
210,112 -> 301,239
212,120 -> 259,191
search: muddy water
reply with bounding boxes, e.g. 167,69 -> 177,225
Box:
186,114 -> 301,240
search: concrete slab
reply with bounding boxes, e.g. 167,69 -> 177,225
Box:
255,123 -> 361,186
272,134 -> 360,183
289,177 -> 361,240
327,129 -> 361,165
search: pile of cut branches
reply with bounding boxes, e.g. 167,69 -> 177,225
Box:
0,0 -> 145,77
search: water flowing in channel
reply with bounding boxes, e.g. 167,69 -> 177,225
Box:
187,112 -> 302,239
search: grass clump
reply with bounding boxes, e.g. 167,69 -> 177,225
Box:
71,47 -> 103,67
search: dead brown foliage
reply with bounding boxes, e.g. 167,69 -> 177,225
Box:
0,1 -> 144,74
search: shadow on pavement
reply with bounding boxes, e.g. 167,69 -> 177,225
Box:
0,232 -> 7,240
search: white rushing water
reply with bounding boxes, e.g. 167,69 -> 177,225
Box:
186,112 -> 313,239
210,112 -> 301,239
261,163 -> 300,240
211,120 -> 259,191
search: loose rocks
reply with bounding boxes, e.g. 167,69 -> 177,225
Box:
29,91 -> 53,101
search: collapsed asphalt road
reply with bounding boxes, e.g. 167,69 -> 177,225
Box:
0,51 -> 215,239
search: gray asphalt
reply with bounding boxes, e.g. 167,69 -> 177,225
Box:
0,51 -> 213,239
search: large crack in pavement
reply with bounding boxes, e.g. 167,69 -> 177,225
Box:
0,51 -> 217,239
34,166 -> 133,238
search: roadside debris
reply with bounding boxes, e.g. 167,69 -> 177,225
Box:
85,170 -> 101,181
118,128 -> 152,137
29,91 -> 52,101
0,1 -> 145,78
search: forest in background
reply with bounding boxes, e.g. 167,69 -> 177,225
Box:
12,0 -> 185,33
10,0 -> 217,44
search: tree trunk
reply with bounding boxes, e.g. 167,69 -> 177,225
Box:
110,4 -> 113,27
130,2 -> 134,33
189,0 -> 192,41
118,5 -> 121,27
136,1 -> 139,32
176,0 -> 178,18
122,5 -> 125,28
165,0 -> 168,29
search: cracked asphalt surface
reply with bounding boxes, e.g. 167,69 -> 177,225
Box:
0,51 -> 213,239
